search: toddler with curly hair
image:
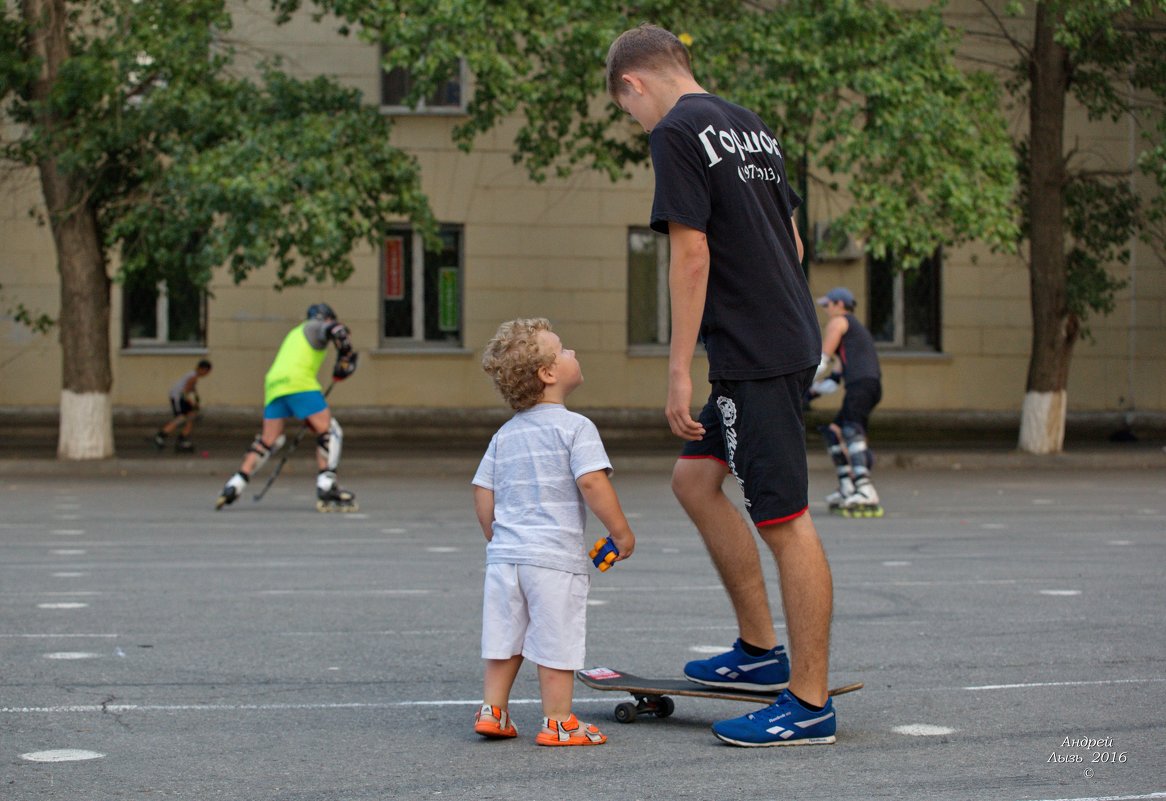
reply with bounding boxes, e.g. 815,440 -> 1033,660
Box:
472,318 -> 636,746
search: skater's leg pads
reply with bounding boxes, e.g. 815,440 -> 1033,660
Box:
247,434 -> 284,474
316,418 -> 342,471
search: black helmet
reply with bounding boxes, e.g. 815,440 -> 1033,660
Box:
306,303 -> 336,321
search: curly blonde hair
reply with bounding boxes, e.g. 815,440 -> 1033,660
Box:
481,318 -> 556,411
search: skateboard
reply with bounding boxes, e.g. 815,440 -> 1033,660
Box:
576,667 -> 863,724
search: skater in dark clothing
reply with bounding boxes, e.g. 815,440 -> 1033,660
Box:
154,360 -> 212,453
814,287 -> 883,515
215,303 -> 358,512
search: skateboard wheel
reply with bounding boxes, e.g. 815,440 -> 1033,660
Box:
614,702 -> 637,724
654,696 -> 675,719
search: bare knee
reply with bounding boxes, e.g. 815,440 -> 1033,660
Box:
671,458 -> 724,506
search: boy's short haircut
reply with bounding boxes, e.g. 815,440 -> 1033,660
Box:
481,318 -> 556,412
197,359 -> 212,371
605,23 -> 692,98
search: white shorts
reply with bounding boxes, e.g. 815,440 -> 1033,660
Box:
481,563 -> 590,670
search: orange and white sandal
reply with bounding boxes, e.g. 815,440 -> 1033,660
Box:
535,713 -> 607,746
474,704 -> 518,739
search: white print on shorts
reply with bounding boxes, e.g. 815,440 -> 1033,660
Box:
716,395 -> 751,509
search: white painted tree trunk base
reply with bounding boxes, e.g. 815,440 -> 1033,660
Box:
58,390 -> 114,460
1018,390 -> 1067,454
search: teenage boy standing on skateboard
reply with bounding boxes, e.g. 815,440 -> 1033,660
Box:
606,24 -> 837,746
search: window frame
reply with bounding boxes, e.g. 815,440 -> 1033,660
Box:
378,224 -> 466,352
121,278 -> 208,352
378,51 -> 467,116
627,227 -> 672,354
867,249 -> 943,353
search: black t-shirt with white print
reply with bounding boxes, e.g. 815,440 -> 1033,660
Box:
649,93 -> 821,381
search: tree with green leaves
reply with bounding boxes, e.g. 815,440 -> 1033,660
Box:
969,0 -> 1165,452
1,0 -> 433,459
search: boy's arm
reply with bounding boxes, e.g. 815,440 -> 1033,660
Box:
791,216 -> 804,262
576,470 -> 635,561
473,486 -> 495,542
666,222 -> 710,442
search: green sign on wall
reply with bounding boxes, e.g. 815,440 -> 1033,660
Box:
438,267 -> 459,332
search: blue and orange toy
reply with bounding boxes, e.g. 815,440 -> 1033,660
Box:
589,536 -> 619,572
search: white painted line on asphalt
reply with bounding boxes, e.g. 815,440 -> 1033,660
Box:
54,515 -> 82,520
255,589 -> 430,596
689,645 -> 729,654
1107,540 -> 1132,545
381,528 -> 407,534
1016,794 -> 1166,801
965,678 -> 1162,691
892,724 -> 955,736
586,599 -> 608,606
43,652 -> 101,660
36,603 -> 89,610
3,698 -> 611,714
426,547 -> 459,553
51,549 -> 86,555
278,629 -> 463,637
0,633 -> 118,638
52,572 -> 88,578
19,749 -> 104,762
882,560 -> 911,567
981,523 -> 1007,529
50,529 -> 85,536
1039,590 -> 1082,596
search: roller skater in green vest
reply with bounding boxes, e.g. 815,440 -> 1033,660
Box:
215,303 -> 359,512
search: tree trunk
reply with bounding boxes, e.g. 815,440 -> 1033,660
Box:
22,0 -> 115,459
1019,3 -> 1076,455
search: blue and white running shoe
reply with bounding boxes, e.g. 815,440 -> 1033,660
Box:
683,638 -> 790,691
712,689 -> 836,747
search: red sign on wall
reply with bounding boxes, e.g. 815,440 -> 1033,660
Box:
384,237 -> 405,300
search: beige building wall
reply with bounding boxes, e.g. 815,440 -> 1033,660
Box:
2,3 -> 1163,417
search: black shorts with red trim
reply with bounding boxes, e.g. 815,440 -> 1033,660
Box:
680,368 -> 815,527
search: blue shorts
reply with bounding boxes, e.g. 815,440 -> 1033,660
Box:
264,390 -> 327,421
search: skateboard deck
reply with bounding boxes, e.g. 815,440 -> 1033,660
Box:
576,667 -> 863,723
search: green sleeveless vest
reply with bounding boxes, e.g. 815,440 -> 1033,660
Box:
264,322 -> 326,405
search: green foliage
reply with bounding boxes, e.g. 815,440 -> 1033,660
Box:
700,0 -> 1018,264
289,0 -> 1018,267
1005,0 -> 1166,330
1,0 -> 434,293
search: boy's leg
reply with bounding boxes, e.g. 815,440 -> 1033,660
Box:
483,655 -> 523,708
758,513 -> 833,707
671,458 -> 777,650
536,664 -> 574,721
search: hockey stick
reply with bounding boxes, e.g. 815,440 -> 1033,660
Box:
252,381 -> 336,502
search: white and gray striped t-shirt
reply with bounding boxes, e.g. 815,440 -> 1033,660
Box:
472,404 -> 612,574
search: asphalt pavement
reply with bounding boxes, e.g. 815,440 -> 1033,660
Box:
1,439 -> 1164,800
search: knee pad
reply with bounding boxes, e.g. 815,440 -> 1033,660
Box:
818,424 -> 850,471
316,418 -> 342,471
246,433 -> 285,473
840,423 -> 872,474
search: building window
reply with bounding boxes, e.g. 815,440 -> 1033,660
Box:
628,227 -> 670,347
382,225 -> 463,347
380,48 -> 464,113
122,274 -> 206,348
867,250 -> 942,351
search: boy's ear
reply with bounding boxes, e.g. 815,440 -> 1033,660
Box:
620,72 -> 644,96
538,361 -> 558,386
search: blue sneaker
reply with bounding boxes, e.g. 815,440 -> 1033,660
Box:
712,689 -> 836,747
683,639 -> 790,691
